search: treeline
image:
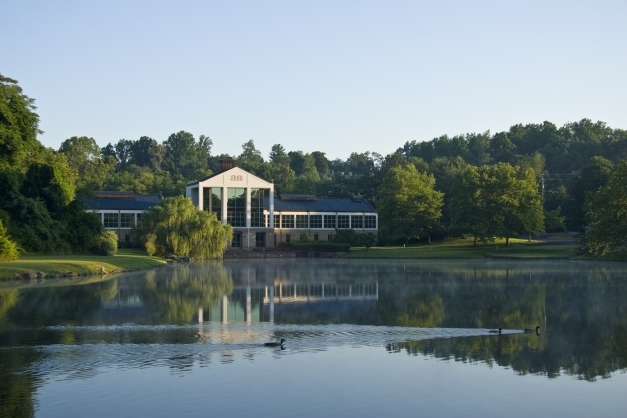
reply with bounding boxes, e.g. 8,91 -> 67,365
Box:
0,75 -> 116,258
2,71 -> 627,257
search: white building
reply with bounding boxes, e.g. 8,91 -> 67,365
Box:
186,158 -> 378,249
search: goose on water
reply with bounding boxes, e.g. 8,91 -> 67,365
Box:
264,339 -> 286,347
489,328 -> 503,334
524,326 -> 541,334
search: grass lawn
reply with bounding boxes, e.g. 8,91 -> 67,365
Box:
0,248 -> 166,281
345,238 -> 576,259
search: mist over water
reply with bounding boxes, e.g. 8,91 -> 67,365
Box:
1,259 -> 627,417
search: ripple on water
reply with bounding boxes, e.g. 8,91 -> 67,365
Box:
23,324 -> 525,380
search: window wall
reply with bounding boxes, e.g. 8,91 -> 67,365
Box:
296,215 -> 308,229
227,188 -> 246,227
251,189 -> 266,227
121,213 -> 134,228
365,215 -> 376,229
337,215 -> 350,229
103,213 -> 118,228
281,214 -> 294,228
351,215 -> 363,229
310,215 -> 322,229
324,215 -> 336,229
203,187 -> 222,221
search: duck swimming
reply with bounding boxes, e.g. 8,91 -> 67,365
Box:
489,328 -> 503,334
264,339 -> 286,347
524,326 -> 541,334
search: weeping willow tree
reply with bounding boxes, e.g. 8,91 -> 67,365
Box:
142,196 -> 233,259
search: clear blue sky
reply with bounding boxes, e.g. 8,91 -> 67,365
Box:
3,0 -> 626,160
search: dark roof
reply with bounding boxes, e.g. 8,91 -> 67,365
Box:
265,197 -> 376,213
83,193 -> 162,210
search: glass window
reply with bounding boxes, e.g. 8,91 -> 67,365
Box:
324,215 -> 336,229
251,189 -> 266,227
337,215 -> 350,229
227,188 -> 246,227
314,233 -> 319,241
103,213 -> 118,228
310,215 -> 322,229
281,214 -> 294,228
365,215 -> 377,229
136,213 -> 143,227
296,215 -> 308,229
120,213 -> 134,228
328,233 -> 333,241
285,233 -> 291,243
232,232 -> 242,248
255,232 -> 266,247
203,187 -> 222,221
351,215 -> 363,229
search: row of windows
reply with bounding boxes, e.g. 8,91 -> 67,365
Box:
103,213 -> 143,228
284,233 -> 332,243
279,214 -> 376,229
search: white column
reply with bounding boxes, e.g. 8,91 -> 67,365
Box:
245,187 -> 251,228
269,188 -> 275,228
221,295 -> 228,324
269,285 -> 274,323
198,186 -> 204,211
222,187 -> 228,225
245,286 -> 251,325
198,307 -> 203,324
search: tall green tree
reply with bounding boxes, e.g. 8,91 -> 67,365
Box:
453,164 -> 543,246
163,131 -> 212,179
379,165 -> 443,245
564,156 -> 613,230
237,139 -> 264,175
0,74 -> 42,169
142,196 -> 233,259
58,136 -> 116,192
582,160 -> 627,256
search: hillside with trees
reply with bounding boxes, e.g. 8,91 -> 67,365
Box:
2,71 -> 626,258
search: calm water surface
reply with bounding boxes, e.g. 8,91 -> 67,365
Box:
1,259 -> 627,417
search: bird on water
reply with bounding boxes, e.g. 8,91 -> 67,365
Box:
264,339 -> 286,347
489,328 -> 503,334
524,326 -> 541,334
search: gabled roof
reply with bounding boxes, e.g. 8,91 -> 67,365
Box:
186,167 -> 272,187
83,193 -> 162,211
264,197 -> 376,213
186,167 -> 236,186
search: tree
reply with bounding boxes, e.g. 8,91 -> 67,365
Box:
0,74 -> 42,169
453,163 -> 544,246
565,156 -> 613,230
58,136 -> 116,192
0,219 -> 19,261
141,196 -> 233,259
163,131 -> 211,179
378,165 -> 443,245
237,139 -> 264,175
129,136 -> 165,171
311,151 -> 329,176
582,160 -> 627,255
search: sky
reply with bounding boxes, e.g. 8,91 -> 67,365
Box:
2,0 -> 626,160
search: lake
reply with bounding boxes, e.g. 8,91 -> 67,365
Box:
1,259 -> 627,417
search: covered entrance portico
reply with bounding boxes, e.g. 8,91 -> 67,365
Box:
186,159 -> 275,249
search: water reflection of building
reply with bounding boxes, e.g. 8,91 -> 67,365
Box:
197,280 -> 379,325
100,267 -> 379,325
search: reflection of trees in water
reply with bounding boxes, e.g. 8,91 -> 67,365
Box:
139,263 -> 232,323
0,347 -> 39,418
377,268 -> 627,381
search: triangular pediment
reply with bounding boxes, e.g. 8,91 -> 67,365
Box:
192,167 -> 273,188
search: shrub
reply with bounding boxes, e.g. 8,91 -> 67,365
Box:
91,230 -> 118,256
0,219 -> 20,261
